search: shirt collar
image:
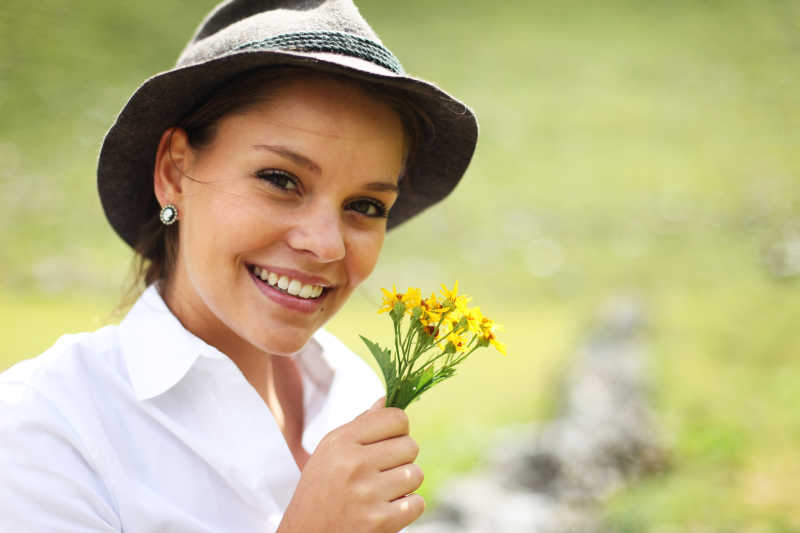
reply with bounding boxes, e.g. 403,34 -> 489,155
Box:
119,285 -> 334,402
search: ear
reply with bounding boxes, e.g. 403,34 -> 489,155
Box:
153,127 -> 193,208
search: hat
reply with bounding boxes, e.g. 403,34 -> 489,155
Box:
97,0 -> 478,251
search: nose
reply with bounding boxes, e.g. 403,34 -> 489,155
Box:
286,201 -> 346,262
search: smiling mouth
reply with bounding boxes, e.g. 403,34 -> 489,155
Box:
248,265 -> 328,300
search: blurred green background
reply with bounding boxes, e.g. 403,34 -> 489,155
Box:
2,0 -> 799,529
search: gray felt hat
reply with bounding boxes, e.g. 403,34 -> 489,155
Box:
97,0 -> 478,251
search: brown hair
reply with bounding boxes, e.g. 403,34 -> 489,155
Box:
121,66 -> 431,308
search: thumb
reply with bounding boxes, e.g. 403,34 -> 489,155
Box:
370,396 -> 386,410
354,397 -> 386,421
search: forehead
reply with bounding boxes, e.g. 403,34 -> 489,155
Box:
222,76 -> 405,143
199,76 -> 407,178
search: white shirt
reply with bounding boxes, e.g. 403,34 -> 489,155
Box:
0,285 -> 384,532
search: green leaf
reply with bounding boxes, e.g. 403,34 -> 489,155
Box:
396,382 -> 416,409
387,368 -> 420,410
386,365 -> 440,410
360,335 -> 397,394
434,366 -> 456,384
416,365 -> 435,392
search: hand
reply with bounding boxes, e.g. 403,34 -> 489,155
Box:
278,399 -> 425,532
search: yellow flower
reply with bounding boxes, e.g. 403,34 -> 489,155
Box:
402,287 -> 422,314
420,292 -> 445,324
440,281 -> 471,314
443,309 -> 466,336
422,291 -> 441,309
479,315 -> 496,332
425,325 -> 442,338
480,321 -> 507,356
463,306 -> 484,334
378,285 -> 403,314
379,286 -> 422,314
446,332 -> 467,352
488,333 -> 507,356
440,281 -> 460,302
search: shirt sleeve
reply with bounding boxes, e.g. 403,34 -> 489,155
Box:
0,382 -> 121,532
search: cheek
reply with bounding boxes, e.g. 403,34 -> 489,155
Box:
182,194 -> 267,269
345,231 -> 385,286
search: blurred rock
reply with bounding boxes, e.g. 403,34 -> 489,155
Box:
409,297 -> 669,533
763,235 -> 800,279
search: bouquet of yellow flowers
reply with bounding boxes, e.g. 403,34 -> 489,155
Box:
361,282 -> 506,409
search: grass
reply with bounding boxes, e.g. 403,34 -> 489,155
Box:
0,288 -> 575,506
0,289 -> 116,370
3,0 -> 800,528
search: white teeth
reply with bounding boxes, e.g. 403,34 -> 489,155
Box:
287,279 -> 302,296
299,284 -> 313,298
253,266 -> 326,299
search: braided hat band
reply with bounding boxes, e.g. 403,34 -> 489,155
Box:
97,0 -> 478,252
233,31 -> 405,74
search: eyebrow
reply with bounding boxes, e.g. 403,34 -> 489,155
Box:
364,181 -> 400,193
251,143 -> 400,193
252,144 -> 321,174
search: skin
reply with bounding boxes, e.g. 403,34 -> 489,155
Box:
153,76 -> 425,531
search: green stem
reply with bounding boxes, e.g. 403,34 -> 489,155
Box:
393,307 -> 473,389
400,322 -> 422,380
393,318 -> 403,376
402,330 -> 443,381
451,345 -> 480,366
421,344 -> 463,373
414,341 -> 481,381
404,320 -> 419,360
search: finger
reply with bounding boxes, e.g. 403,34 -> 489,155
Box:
369,396 -> 386,410
353,407 -> 409,444
355,397 -> 385,418
365,435 -> 420,471
384,493 -> 426,531
380,463 -> 425,501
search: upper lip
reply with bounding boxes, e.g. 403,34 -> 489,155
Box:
249,263 -> 338,288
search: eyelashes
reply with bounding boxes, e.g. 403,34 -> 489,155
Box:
255,169 -> 298,192
347,198 -> 388,218
255,169 -> 389,219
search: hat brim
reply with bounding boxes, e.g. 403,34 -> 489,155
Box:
97,49 -> 478,251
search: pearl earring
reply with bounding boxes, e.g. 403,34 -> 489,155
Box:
159,204 -> 178,225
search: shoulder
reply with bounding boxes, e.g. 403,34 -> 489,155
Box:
0,325 -> 133,455
1,325 -> 126,408
0,330 -> 122,530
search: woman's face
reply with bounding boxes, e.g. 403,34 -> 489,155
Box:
159,76 -> 406,357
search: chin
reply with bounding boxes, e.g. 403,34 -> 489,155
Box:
253,332 -> 313,357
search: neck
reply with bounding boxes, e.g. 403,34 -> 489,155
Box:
160,277 -> 275,398
159,276 -> 309,468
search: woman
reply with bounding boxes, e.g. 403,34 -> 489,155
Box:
0,1 -> 477,531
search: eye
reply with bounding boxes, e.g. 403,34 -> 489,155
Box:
347,198 -> 388,218
255,169 -> 299,192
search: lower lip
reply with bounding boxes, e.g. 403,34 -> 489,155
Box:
248,267 -> 328,313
